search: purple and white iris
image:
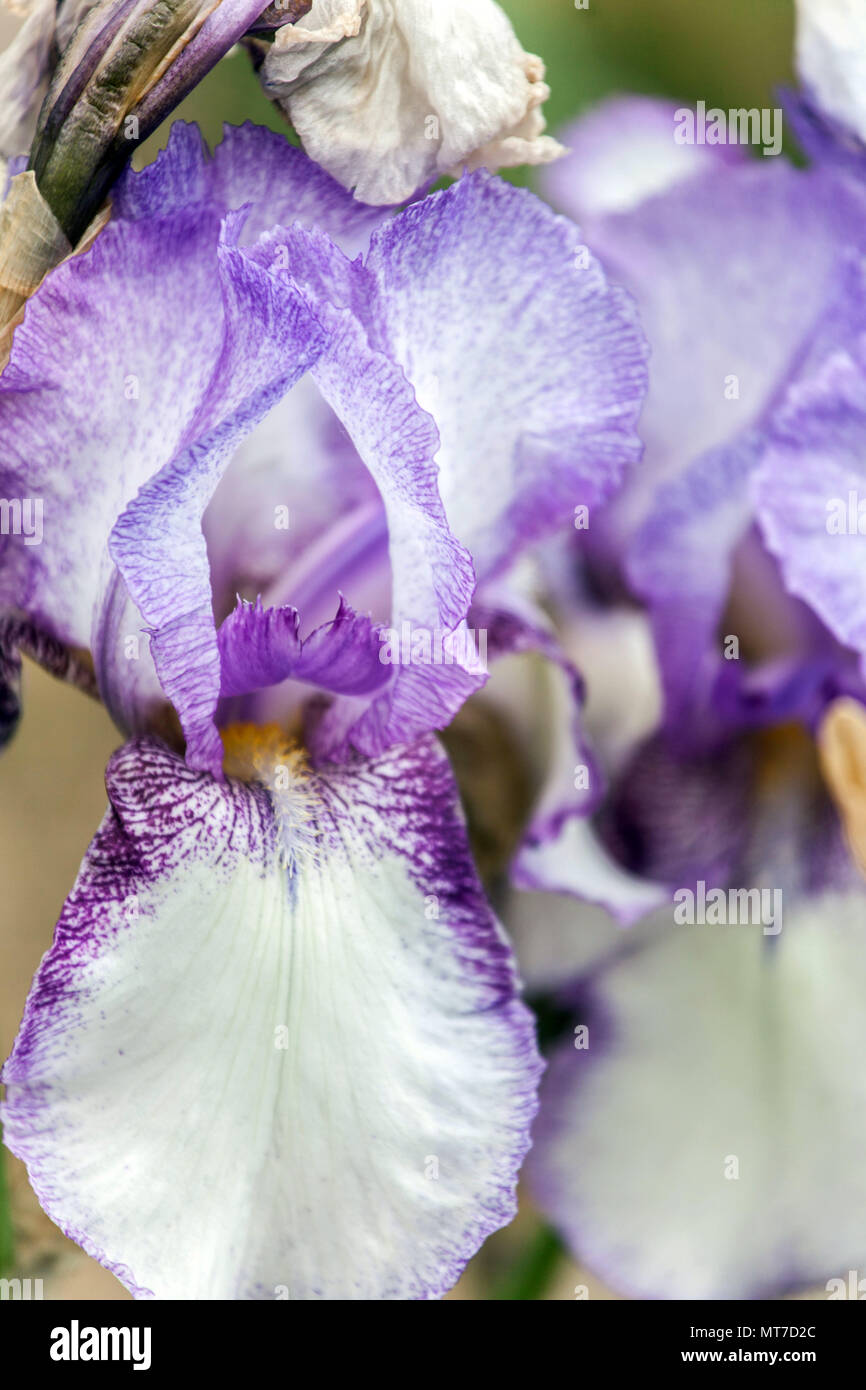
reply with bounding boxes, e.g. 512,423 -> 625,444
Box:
0,114 -> 647,1297
5,0 -> 866,1307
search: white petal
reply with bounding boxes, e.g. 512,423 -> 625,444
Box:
532,888 -> 866,1298
3,734 -> 540,1299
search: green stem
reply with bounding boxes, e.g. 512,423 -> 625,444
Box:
489,1224 -> 564,1301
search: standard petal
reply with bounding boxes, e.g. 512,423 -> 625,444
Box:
107,230 -> 324,775
530,883 -> 866,1299
625,238 -> 866,733
2,733 -> 541,1299
364,172 -> 648,583
246,219 -> 481,758
1,121 -> 383,755
0,202 -> 228,705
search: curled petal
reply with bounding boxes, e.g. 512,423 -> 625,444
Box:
217,594 -> 390,700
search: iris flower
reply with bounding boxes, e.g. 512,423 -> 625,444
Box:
0,118 -> 647,1297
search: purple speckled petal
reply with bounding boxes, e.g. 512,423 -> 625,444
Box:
364,171 -> 648,584
217,594 -> 389,700
114,120 -> 384,252
0,200 -> 231,745
2,734 -> 541,1300
530,879 -> 866,1299
252,171 -> 647,754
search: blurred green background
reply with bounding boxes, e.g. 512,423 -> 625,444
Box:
0,0 -> 796,1302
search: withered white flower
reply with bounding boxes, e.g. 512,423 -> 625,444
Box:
260,0 -> 564,204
